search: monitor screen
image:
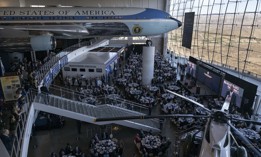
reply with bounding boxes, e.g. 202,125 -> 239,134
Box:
186,61 -> 196,78
221,80 -> 244,108
196,65 -> 222,94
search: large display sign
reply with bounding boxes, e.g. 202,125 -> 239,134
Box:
196,65 -> 222,94
186,61 -> 196,78
0,76 -> 21,101
221,80 -> 244,108
182,12 -> 195,49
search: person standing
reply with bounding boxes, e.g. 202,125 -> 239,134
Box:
148,104 -> 152,115
226,85 -> 237,113
159,118 -> 164,130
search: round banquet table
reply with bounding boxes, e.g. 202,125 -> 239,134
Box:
141,135 -> 162,150
162,93 -> 175,100
163,103 -> 179,113
130,89 -> 142,95
124,73 -> 132,77
128,83 -> 139,88
149,86 -> 159,92
82,97 -> 96,105
167,85 -> 180,91
238,128 -> 260,140
94,139 -> 117,155
124,69 -> 132,73
116,78 -> 127,85
107,94 -> 121,99
139,96 -> 155,104
103,86 -> 115,93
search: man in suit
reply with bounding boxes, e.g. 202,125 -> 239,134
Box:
226,85 -> 237,113
189,64 -> 194,77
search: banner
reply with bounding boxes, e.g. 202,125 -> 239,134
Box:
182,12 -> 195,49
0,76 -> 21,101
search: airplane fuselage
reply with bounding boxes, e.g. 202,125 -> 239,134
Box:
0,7 -> 182,37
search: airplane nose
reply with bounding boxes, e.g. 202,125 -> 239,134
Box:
177,20 -> 182,27
170,17 -> 182,28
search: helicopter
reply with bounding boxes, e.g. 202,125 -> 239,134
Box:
94,89 -> 261,157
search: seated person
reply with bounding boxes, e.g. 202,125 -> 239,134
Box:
73,146 -> 82,157
134,133 -> 141,144
0,129 -> 13,153
139,129 -> 145,138
65,143 -> 73,155
59,148 -> 66,157
51,152 -> 58,157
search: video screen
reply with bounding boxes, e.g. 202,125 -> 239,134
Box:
196,65 -> 222,94
221,80 -> 244,108
186,61 -> 196,78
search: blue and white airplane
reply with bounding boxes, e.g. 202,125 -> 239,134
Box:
0,7 -> 181,38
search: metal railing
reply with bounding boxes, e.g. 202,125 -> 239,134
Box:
7,86 -> 158,157
49,84 -> 149,114
10,90 -> 38,157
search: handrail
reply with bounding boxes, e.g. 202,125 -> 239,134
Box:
10,89 -> 38,157
105,96 -> 149,109
36,39 -> 99,89
48,85 -> 149,114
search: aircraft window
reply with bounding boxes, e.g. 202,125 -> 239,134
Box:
88,69 -> 94,72
71,68 -> 77,72
80,68 -> 85,72
64,67 -> 70,71
96,68 -> 102,73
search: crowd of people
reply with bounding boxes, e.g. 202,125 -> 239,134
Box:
50,143 -> 85,157
0,52 -> 59,154
134,129 -> 171,157
1,43 -> 261,157
89,132 -> 123,157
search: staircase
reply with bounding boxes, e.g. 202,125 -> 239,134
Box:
33,94 -> 160,132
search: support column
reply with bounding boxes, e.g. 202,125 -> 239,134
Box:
30,51 -> 36,63
142,46 -> 155,85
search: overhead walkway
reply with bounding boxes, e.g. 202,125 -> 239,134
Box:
33,94 -> 160,132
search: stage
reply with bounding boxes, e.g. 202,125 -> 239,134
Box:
178,75 -> 218,97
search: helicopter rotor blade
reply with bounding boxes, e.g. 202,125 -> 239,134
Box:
94,114 -> 210,122
166,89 -> 211,113
228,122 -> 261,157
231,118 -> 261,125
